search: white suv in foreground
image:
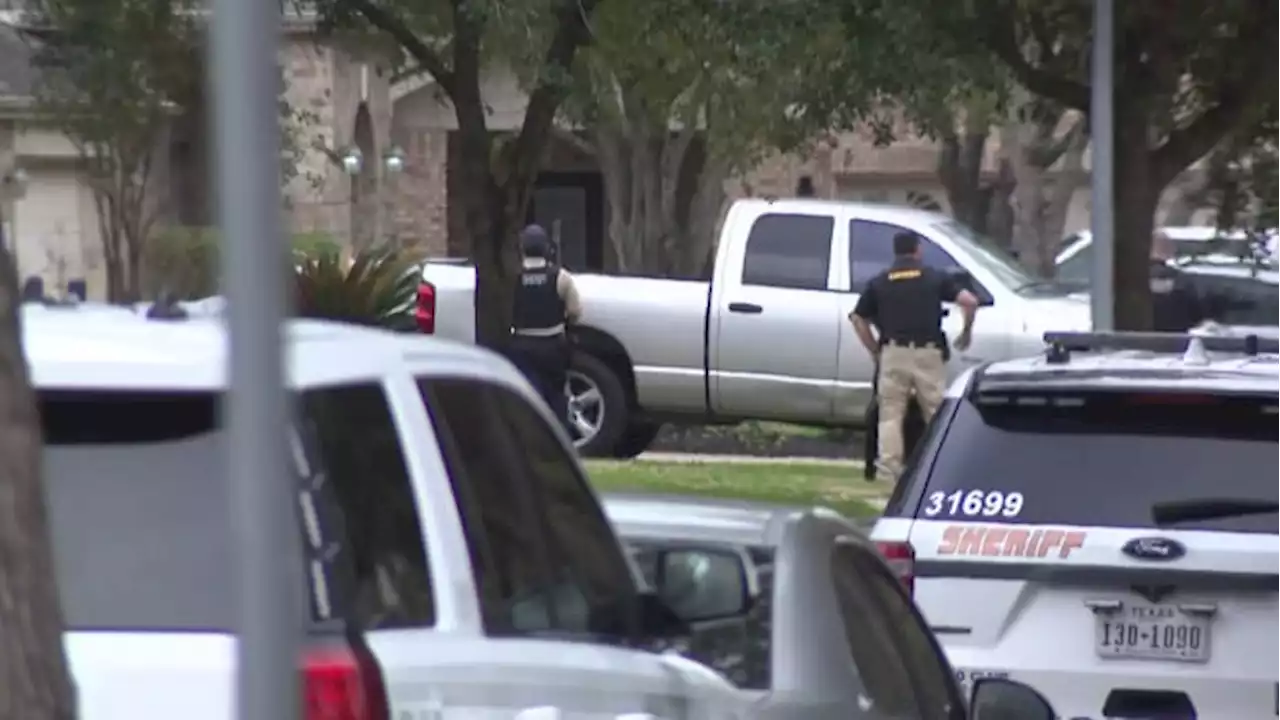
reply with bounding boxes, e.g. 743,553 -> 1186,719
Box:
871,330 -> 1279,720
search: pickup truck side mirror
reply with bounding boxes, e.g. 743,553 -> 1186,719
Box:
650,544 -> 756,624
969,678 -> 1056,720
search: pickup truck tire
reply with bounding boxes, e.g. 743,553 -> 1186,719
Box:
568,351 -> 628,457
611,421 -> 663,459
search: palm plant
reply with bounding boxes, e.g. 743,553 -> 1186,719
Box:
294,247 -> 420,332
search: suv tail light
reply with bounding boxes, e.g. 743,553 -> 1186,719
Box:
876,540 -> 916,596
414,281 -> 436,334
303,645 -> 389,720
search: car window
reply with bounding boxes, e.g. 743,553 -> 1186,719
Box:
914,391 -> 1279,532
628,542 -> 774,690
44,391 -> 237,630
829,543 -> 923,718
1056,243 -> 1092,284
849,219 -> 964,293
422,378 -> 638,641
1186,270 -> 1280,325
44,386 -> 409,632
741,213 -> 834,290
847,545 -> 961,720
302,383 -> 436,629
495,383 -> 642,639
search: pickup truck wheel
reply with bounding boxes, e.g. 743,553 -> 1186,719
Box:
565,353 -> 627,457
611,421 -> 663,459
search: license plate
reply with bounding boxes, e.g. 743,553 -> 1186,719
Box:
1094,600 -> 1211,663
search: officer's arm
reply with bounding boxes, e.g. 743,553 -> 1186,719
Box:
849,290 -> 880,357
557,269 -> 583,324
954,289 -> 979,334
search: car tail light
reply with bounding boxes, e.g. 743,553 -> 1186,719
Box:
302,646 -> 389,720
414,281 -> 436,334
876,540 -> 916,596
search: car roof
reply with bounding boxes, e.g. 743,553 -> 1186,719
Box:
733,197 -> 953,227
22,303 -> 518,391
964,337 -> 1279,396
601,491 -> 859,548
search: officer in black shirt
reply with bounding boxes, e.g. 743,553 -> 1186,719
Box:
850,231 -> 979,481
1149,230 -> 1205,332
509,224 -> 582,429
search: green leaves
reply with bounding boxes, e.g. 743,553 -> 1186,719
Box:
293,247 -> 421,332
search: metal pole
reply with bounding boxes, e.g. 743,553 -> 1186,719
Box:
210,0 -> 296,716
1090,0 -> 1116,331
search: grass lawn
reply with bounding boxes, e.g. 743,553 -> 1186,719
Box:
583,458 -> 892,518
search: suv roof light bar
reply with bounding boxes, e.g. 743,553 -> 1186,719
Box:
1043,331 -> 1278,357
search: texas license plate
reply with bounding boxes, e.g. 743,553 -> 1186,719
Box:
1094,600 -> 1211,663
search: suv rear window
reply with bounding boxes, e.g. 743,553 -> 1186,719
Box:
47,384 -> 431,632
910,390 -> 1278,533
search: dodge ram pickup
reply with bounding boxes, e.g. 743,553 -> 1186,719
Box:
418,199 -> 1091,457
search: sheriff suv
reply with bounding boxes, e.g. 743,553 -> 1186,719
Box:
870,330 -> 1279,720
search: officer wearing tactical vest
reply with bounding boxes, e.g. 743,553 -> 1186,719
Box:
510,224 -> 582,427
850,231 -> 979,482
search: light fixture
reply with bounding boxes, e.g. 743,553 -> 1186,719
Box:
382,146 -> 406,174
2,165 -> 28,200
339,148 -> 363,175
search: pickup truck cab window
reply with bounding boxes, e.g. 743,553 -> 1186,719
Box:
741,213 -> 835,290
849,218 -> 964,293
302,383 -> 436,629
421,378 -> 639,641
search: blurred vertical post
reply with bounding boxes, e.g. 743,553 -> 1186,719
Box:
1090,0 -> 1115,331
209,0 -> 296,716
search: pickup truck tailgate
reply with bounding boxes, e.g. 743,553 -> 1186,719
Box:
68,632 -> 234,720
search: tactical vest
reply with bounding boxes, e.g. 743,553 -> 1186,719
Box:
513,263 -> 566,332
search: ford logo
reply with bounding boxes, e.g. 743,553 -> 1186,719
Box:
1122,536 -> 1186,562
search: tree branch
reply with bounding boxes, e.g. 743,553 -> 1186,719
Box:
501,0 -> 604,191
346,0 -> 456,98
975,4 -> 1090,111
1151,17 -> 1278,186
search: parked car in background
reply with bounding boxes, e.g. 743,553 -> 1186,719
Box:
603,493 -> 1063,719
28,305 -> 758,720
1056,234 -> 1278,327
1054,226 -> 1262,283
419,199 -> 1090,457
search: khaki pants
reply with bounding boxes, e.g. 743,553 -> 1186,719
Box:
876,343 -> 946,481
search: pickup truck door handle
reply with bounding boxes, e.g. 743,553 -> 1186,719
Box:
728,302 -> 763,314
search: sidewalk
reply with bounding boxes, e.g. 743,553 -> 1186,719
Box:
635,452 -> 864,467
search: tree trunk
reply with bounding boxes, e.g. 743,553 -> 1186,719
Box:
1008,117 -> 1087,277
0,240 -> 79,720
937,121 -> 990,232
592,89 -> 718,278
1112,112 -> 1161,331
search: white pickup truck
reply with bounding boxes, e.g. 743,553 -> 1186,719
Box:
27,304 -> 755,720
418,199 -> 1091,457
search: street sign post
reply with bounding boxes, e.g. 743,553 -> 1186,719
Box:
1090,0 -> 1116,331
209,0 -> 298,716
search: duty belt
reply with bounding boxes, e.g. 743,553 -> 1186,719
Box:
883,339 -> 938,349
